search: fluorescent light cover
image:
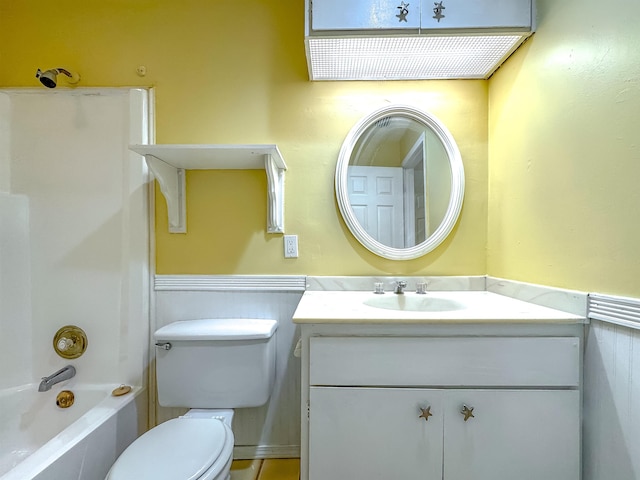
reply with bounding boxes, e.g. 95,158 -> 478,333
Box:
307,35 -> 524,80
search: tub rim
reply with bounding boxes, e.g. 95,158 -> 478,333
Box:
0,383 -> 144,480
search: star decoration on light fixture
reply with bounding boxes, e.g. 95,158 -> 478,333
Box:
433,1 -> 445,22
419,406 -> 433,422
396,2 -> 410,22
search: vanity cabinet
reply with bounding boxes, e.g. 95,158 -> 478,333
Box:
310,387 -> 579,480
302,333 -> 582,480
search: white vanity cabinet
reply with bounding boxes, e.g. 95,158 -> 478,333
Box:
300,328 -> 583,480
310,387 -> 579,480
309,387 -> 445,479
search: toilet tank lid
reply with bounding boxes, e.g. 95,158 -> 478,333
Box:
154,318 -> 278,341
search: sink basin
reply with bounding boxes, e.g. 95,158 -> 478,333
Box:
363,294 -> 466,312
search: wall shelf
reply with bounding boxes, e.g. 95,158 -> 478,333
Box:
130,144 -> 287,234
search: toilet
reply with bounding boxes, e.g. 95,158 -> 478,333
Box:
106,318 -> 278,480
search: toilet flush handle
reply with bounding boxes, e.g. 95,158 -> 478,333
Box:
155,341 -> 172,351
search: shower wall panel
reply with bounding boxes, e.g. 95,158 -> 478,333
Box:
0,89 -> 150,388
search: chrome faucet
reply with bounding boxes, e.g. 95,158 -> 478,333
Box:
394,280 -> 407,294
38,365 -> 76,392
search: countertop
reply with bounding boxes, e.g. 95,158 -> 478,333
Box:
292,290 -> 587,324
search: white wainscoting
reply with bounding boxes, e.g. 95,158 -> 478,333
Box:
153,275 -> 306,459
583,320 -> 640,480
150,274 -> 640,472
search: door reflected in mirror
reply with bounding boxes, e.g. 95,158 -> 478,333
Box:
347,117 -> 452,249
336,105 -> 464,260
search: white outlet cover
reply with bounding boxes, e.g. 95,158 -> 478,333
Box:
284,235 -> 298,258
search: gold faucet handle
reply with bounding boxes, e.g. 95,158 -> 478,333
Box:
53,326 -> 88,359
57,337 -> 75,351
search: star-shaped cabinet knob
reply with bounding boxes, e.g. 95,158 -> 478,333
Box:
419,406 -> 433,422
432,1 -> 445,22
396,2 -> 410,22
461,404 -> 475,421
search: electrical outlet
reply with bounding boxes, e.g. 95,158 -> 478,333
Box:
284,235 -> 299,258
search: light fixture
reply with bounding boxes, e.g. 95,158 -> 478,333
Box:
307,35 -> 529,80
305,0 -> 535,80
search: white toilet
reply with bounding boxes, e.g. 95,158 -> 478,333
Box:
106,318 -> 278,480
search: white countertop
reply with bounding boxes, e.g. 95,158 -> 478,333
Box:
292,290 -> 587,324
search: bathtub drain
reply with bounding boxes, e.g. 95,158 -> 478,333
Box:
56,390 -> 75,408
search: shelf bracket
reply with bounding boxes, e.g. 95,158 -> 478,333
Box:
131,144 -> 287,234
145,155 -> 187,233
265,154 -> 285,233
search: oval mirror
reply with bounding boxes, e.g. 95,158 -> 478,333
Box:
335,105 -> 465,260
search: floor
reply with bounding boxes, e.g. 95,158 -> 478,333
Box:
230,459 -> 299,480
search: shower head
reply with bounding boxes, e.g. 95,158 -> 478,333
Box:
35,68 -> 80,88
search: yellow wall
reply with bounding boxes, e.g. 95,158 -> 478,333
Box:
4,0 -> 636,293
0,0 -> 488,276
488,0 -> 640,296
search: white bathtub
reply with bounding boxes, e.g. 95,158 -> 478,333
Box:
0,383 -> 145,480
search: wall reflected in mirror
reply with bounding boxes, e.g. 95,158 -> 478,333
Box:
347,115 -> 452,249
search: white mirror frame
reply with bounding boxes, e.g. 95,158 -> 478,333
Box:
335,104 -> 465,260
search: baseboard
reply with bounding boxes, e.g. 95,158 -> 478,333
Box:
234,445 -> 300,460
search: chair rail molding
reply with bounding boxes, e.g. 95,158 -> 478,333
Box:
154,275 -> 307,292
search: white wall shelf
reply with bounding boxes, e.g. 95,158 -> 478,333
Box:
130,144 -> 287,234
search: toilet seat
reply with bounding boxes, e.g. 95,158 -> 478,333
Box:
106,418 -> 233,480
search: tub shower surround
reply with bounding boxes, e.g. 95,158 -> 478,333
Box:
0,89 -> 151,479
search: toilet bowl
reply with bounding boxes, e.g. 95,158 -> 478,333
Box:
106,318 -> 278,480
106,411 -> 234,480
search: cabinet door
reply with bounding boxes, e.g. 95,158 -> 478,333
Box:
309,387 -> 443,480
311,0 -> 421,31
421,0 -> 532,30
443,390 -> 580,480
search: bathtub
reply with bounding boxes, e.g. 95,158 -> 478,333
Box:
0,383 -> 145,480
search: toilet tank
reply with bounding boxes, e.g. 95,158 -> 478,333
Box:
154,318 -> 278,408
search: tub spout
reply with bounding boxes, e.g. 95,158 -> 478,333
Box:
38,365 -> 76,392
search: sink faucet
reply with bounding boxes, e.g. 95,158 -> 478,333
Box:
394,281 -> 407,294
38,365 -> 76,392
